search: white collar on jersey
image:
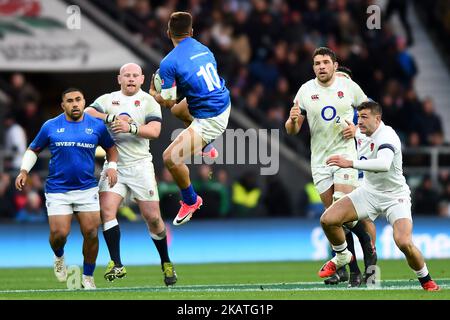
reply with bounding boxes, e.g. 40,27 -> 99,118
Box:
119,89 -> 143,99
314,76 -> 339,90
370,121 -> 385,139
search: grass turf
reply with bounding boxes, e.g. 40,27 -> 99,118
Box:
0,259 -> 449,300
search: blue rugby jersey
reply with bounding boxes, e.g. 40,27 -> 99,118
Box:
159,37 -> 230,118
29,113 -> 114,193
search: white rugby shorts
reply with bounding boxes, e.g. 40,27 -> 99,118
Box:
189,103 -> 231,144
99,158 -> 159,202
45,187 -> 100,215
312,165 -> 358,194
347,185 -> 412,225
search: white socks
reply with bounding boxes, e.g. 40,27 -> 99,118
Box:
332,241 -> 347,253
103,218 -> 119,231
414,264 -> 429,278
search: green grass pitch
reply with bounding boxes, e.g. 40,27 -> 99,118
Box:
0,259 -> 449,300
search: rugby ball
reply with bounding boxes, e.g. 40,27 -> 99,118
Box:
153,68 -> 162,93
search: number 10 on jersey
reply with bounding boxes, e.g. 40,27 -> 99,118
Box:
197,62 -> 221,91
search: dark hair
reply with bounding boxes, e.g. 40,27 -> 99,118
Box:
312,47 -> 337,63
62,87 -> 84,100
357,101 -> 382,116
336,66 -> 352,78
169,12 -> 192,38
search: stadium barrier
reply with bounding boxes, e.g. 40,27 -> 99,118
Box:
0,217 -> 449,267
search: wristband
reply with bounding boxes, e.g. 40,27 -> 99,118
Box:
105,114 -> 117,123
108,161 -> 117,170
129,123 -> 139,135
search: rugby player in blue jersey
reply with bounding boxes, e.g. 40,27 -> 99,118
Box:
150,12 -> 231,226
15,88 -> 118,289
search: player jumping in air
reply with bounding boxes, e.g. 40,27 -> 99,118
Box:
150,11 -> 231,226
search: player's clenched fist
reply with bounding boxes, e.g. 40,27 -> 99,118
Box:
290,101 -> 302,122
15,171 -> 28,191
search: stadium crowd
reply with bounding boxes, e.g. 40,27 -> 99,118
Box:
1,0 -> 450,221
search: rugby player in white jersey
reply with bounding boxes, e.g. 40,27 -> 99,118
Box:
320,101 -> 439,291
85,63 -> 177,286
285,47 -> 376,286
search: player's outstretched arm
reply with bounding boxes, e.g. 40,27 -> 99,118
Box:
15,149 -> 38,191
285,101 -> 304,135
326,148 -> 394,172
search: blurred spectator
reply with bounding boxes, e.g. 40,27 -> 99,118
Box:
231,171 -> 261,217
15,190 -> 46,223
438,182 -> 450,218
17,99 -> 44,143
412,175 -> 440,215
215,168 -> 231,217
298,180 -> 325,218
403,131 -> 429,167
3,112 -> 27,174
28,172 -> 45,202
263,175 -> 292,216
193,165 -> 230,217
385,0 -> 414,46
418,97 -> 444,146
158,167 -> 182,218
395,37 -> 417,87
0,172 -> 16,220
398,88 -> 422,135
8,73 -> 40,110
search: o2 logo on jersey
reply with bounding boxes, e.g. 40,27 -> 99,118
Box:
321,105 -> 337,121
196,62 -> 221,92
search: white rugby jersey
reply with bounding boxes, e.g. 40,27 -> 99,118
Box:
353,122 -> 410,195
90,89 -> 162,167
294,76 -> 367,167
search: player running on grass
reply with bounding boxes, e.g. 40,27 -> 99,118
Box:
85,63 -> 177,286
15,88 -> 118,290
285,47 -> 376,287
319,101 -> 439,291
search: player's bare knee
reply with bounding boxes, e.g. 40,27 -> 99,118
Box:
50,229 -> 69,242
320,211 -> 334,227
100,207 -> 117,222
163,149 -> 175,168
82,228 -> 98,240
395,236 -> 413,253
148,217 -> 162,230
